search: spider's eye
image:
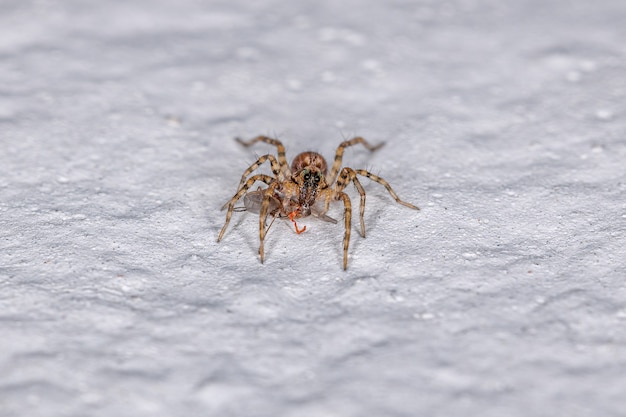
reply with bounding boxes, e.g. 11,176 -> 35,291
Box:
303,169 -> 311,181
314,174 -> 321,183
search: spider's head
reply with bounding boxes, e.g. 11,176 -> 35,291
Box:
291,152 -> 328,212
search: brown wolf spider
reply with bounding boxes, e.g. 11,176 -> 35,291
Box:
217,135 -> 419,269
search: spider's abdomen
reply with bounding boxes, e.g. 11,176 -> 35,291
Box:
290,152 -> 328,175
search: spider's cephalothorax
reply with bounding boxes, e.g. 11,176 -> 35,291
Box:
289,152 -> 328,216
217,135 -> 419,270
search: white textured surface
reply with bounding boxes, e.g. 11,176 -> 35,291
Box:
2,1 -> 626,416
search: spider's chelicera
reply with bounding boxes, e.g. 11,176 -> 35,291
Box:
217,136 -> 419,269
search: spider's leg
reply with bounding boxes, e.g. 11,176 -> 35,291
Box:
235,136 -> 291,178
327,137 -> 385,186
233,154 -> 283,193
312,189 -> 338,224
337,191 -> 352,270
220,174 -> 274,211
218,174 -> 274,242
334,168 -> 367,237
258,181 -> 280,263
355,169 -> 420,210
317,187 -> 332,215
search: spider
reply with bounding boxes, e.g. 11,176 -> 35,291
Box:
217,135 -> 419,269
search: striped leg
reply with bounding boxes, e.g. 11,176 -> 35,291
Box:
235,136 -> 291,178
334,168 -> 367,237
218,174 -> 274,242
337,191 -> 352,270
231,154 -> 283,195
327,137 -> 384,186
355,170 -> 420,210
331,168 -> 420,239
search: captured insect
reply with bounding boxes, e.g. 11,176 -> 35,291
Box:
217,136 -> 419,269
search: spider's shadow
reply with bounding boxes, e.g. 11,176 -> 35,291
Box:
232,212 -> 284,260
221,189 -> 396,268
320,192 -> 389,263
